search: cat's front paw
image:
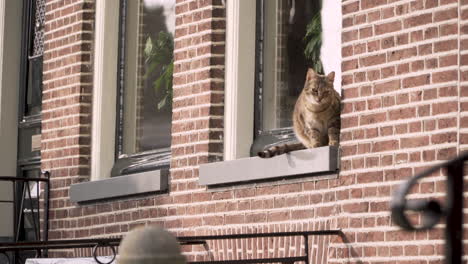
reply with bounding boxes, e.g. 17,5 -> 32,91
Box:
329,140 -> 339,147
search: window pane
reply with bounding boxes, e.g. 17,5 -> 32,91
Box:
24,0 -> 45,117
121,0 -> 175,155
261,0 -> 320,131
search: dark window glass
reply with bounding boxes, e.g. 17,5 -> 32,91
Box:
257,0 -> 321,132
113,0 -> 175,176
252,0 -> 322,154
23,0 -> 45,118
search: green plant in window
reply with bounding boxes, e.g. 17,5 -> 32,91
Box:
144,31 -> 174,111
304,11 -> 324,74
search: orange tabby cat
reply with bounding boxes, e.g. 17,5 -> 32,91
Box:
258,69 -> 340,158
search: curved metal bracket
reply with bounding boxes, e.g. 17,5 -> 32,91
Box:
391,151 -> 468,264
0,252 -> 10,264
93,243 -> 116,264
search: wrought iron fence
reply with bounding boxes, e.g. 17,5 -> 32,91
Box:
391,151 -> 468,264
0,172 -> 50,264
0,230 -> 343,264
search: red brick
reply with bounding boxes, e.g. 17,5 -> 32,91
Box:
433,101 -> 458,115
361,0 -> 387,9
360,54 -> 387,67
354,101 -> 366,112
403,74 -> 430,88
374,80 -> 401,94
434,39 -> 458,52
434,7 -> 458,22
440,23 -> 457,36
404,13 -> 433,28
359,26 -> 373,39
388,47 -> 417,62
424,27 -> 439,39
359,112 -> 387,125
343,1 -> 359,14
389,107 -> 417,120
375,20 -> 402,35
401,136 -> 429,148
372,140 -> 399,152
343,202 -> 369,213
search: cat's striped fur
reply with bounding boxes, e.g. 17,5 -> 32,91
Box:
258,69 -> 340,158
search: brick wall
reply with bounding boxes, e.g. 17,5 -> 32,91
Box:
338,0 -> 463,262
39,0 -> 468,262
41,0 -> 94,248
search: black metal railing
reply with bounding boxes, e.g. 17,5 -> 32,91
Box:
0,172 -> 50,264
0,230 -> 343,264
391,151 -> 468,264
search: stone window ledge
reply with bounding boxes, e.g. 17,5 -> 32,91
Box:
199,146 -> 339,186
26,257 -> 115,263
69,169 -> 169,203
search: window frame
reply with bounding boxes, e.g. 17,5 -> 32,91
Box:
252,0 -> 325,157
90,0 -> 119,181
73,1 -> 169,202
223,0 -> 256,160
205,0 -> 341,186
224,0 -> 300,160
112,0 -> 173,177
90,0 -> 173,181
227,0 -> 342,158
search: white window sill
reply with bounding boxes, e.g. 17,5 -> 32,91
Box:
199,146 -> 339,186
69,169 -> 169,203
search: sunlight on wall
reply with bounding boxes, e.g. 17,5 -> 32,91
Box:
321,0 -> 342,93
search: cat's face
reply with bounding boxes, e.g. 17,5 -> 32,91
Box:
304,69 -> 335,104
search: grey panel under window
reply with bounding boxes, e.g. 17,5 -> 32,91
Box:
70,169 -> 169,203
17,120 -> 41,165
201,146 -> 338,186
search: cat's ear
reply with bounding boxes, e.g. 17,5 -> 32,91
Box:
327,71 -> 335,82
306,68 -> 317,80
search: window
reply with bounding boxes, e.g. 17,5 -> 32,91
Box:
112,0 -> 175,176
89,0 -> 175,180
203,0 -> 341,185
71,0 -> 173,202
257,0 -> 320,131
251,0 -> 342,155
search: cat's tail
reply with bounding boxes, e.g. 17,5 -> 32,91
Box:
257,142 -> 305,158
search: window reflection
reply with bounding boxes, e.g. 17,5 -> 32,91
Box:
120,0 -> 175,156
261,0 -> 321,131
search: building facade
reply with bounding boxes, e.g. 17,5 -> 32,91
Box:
0,0 -> 466,263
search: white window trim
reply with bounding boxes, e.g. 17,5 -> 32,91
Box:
223,0 -> 256,160
205,0 -> 342,186
84,1 -> 169,201
321,0 -> 342,92
0,0 -> 22,238
91,0 -> 119,181
224,0 -> 341,161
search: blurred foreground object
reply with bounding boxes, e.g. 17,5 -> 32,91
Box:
118,226 -> 186,264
